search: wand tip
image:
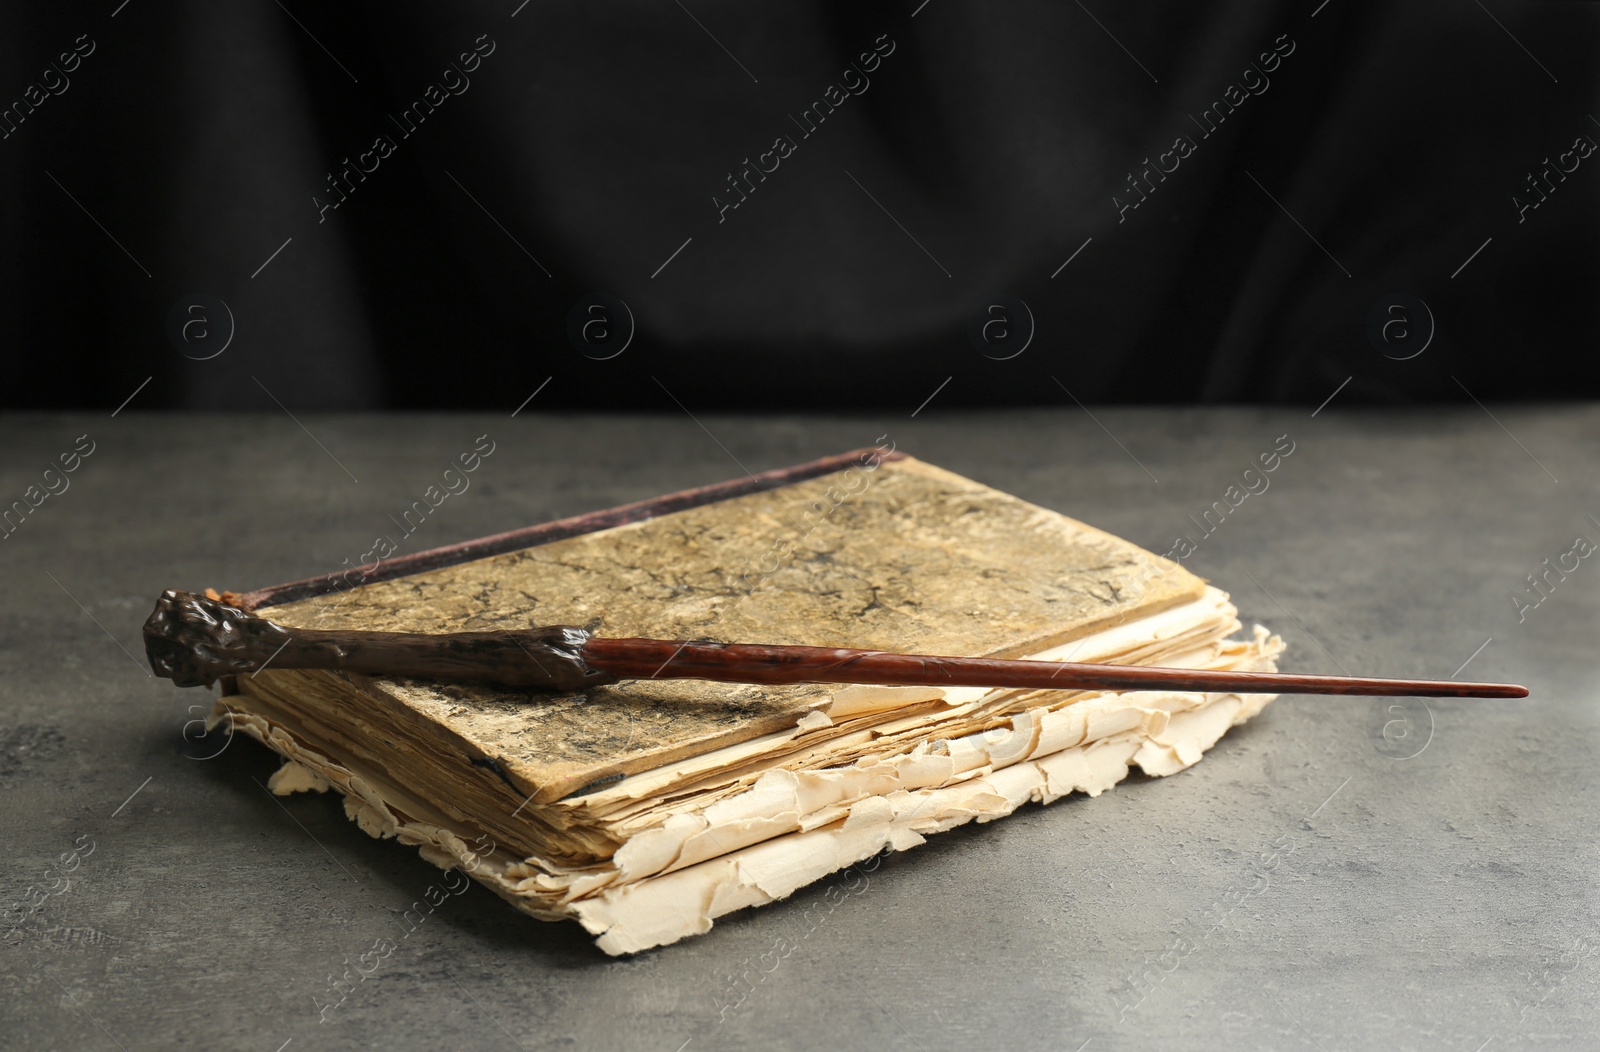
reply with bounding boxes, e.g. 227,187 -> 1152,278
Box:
1462,681 -> 1529,699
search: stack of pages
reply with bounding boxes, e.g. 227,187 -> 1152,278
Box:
214,450 -> 1284,953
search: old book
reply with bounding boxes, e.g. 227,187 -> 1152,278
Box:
212,448 -> 1284,954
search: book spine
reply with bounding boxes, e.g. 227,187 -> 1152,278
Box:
240,448 -> 904,610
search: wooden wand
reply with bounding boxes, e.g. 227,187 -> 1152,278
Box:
142,590 -> 1528,700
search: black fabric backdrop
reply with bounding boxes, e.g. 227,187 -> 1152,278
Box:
1,1 -> 1595,410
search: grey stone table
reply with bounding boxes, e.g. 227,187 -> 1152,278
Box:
3,407 -> 1597,1051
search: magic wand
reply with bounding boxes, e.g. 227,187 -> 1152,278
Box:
143,590 -> 1527,700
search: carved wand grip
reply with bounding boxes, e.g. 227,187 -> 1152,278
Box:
143,591 -> 614,691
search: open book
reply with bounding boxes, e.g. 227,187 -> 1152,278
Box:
212,447 -> 1284,954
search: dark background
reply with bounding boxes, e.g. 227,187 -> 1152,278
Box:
2,0 -> 1595,412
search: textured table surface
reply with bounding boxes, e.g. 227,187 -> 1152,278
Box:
3,407 -> 1596,1051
